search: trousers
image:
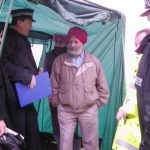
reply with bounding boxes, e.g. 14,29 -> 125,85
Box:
50,105 -> 81,150
58,104 -> 99,150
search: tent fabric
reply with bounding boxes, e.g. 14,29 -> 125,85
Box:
39,0 -> 121,25
34,99 -> 52,133
0,0 -> 126,150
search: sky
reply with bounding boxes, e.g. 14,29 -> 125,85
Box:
91,0 -> 150,84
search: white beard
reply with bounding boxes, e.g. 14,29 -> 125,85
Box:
67,47 -> 83,56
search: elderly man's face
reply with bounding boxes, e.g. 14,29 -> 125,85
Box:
67,36 -> 83,56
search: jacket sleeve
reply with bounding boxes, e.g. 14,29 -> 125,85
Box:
1,36 -> 32,85
95,59 -> 110,107
142,49 -> 150,122
49,58 -> 60,106
119,88 -> 137,116
0,81 -> 5,120
44,52 -> 54,76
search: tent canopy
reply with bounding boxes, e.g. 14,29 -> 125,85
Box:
0,1 -> 126,150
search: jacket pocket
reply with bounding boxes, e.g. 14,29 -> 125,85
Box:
84,85 -> 99,106
58,85 -> 71,105
59,85 -> 69,93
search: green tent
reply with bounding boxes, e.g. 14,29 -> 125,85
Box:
0,0 -> 126,149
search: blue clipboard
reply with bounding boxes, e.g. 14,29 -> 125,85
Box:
15,72 -> 51,107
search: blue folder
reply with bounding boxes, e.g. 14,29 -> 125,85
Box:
15,72 -> 52,107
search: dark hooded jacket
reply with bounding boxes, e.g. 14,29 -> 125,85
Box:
44,47 -> 66,76
0,62 -> 13,128
1,27 -> 38,86
135,34 -> 150,93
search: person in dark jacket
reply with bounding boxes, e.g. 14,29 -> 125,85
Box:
0,22 -> 4,43
0,66 -> 6,149
0,23 -> 6,137
44,34 -> 81,150
0,62 -> 17,150
44,34 -> 67,75
0,63 -> 13,135
135,34 -> 150,150
135,9 -> 150,150
0,9 -> 41,150
0,22 -> 11,150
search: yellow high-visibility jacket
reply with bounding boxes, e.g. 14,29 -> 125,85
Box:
112,85 -> 141,150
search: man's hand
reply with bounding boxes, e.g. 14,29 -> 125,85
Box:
0,120 -> 6,136
48,96 -> 58,107
28,75 -> 36,89
38,68 -> 44,74
116,109 -> 127,121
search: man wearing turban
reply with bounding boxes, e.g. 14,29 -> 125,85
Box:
44,34 -> 81,150
49,27 -> 110,150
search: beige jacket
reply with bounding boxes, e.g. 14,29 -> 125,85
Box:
50,51 -> 110,112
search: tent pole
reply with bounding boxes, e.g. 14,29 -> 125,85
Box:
0,0 -> 5,12
0,0 -> 14,58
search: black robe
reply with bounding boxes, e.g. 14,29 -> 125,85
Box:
0,27 -> 41,150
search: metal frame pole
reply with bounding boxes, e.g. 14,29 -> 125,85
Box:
0,0 -> 5,12
0,0 -> 14,58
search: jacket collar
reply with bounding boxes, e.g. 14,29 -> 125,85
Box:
64,50 -> 92,67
